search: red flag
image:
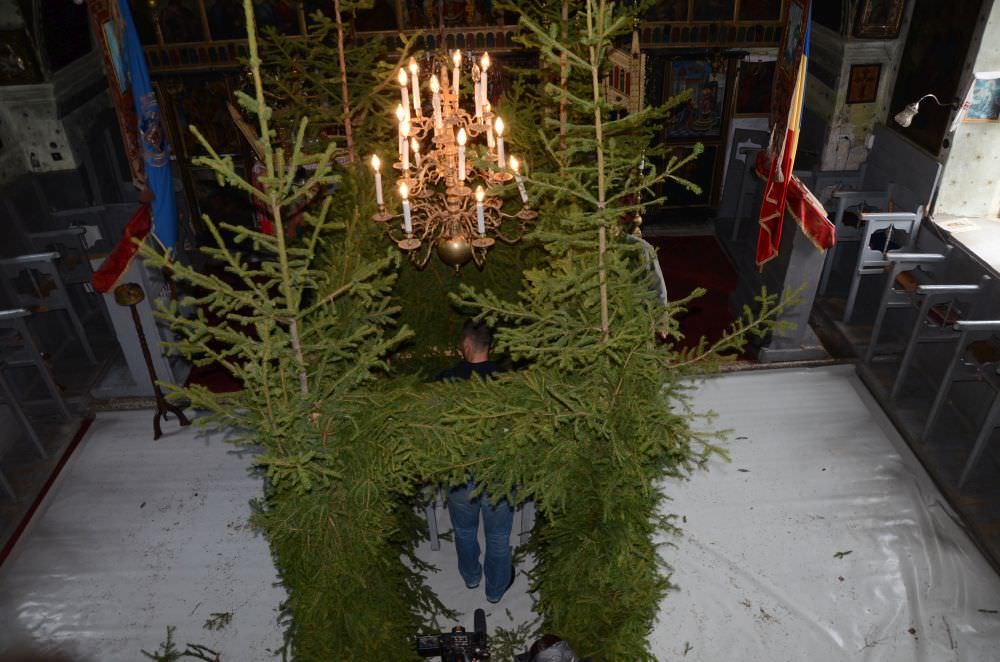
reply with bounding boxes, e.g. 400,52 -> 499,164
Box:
756,0 -> 811,268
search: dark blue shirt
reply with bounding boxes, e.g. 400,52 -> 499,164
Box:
434,360 -> 501,382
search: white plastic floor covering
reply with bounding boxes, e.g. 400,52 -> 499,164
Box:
1,366 -> 999,661
0,411 -> 286,660
650,366 -> 1000,661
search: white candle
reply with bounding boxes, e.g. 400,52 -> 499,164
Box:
395,104 -> 405,158
456,128 -> 467,181
473,64 -> 483,119
495,116 -> 505,168
451,50 -> 461,99
510,155 -> 528,203
371,154 -> 383,205
408,58 -> 422,117
401,119 -> 410,171
484,102 -> 495,149
430,74 -> 443,131
400,181 -> 412,234
480,52 -> 490,109
398,68 -> 410,121
411,137 -> 421,168
475,185 -> 486,235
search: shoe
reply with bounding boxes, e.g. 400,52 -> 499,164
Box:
486,565 -> 516,603
465,579 -> 480,589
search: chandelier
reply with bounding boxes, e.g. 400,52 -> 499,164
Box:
370,51 -> 536,269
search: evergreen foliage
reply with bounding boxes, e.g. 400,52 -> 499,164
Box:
144,0 -> 793,659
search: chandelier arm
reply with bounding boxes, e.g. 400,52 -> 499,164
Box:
494,227 -> 527,244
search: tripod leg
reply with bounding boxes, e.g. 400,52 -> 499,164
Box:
165,400 -> 191,427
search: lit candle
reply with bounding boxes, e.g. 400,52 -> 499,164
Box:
371,154 -> 383,206
400,181 -> 412,234
430,74 -> 443,131
398,68 -> 410,121
400,119 -> 411,171
494,117 -> 505,168
480,52 -> 490,109
451,49 -> 461,99
510,155 -> 528,203
411,137 -> 421,168
457,128 -> 467,181
472,64 -> 483,119
408,57 -> 422,117
475,185 -> 486,235
484,102 -> 495,149
395,104 -> 405,158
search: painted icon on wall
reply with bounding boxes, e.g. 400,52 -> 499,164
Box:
854,0 -> 907,39
102,21 -> 127,94
965,77 -> 1000,122
739,0 -> 782,21
846,63 -> 882,104
782,0 -> 806,67
735,60 -> 775,115
665,58 -> 729,139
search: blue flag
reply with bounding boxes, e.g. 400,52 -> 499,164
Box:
119,0 -> 178,251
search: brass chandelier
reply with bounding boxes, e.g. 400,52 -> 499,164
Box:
370,51 -> 536,269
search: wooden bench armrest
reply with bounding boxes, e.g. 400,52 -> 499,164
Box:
916,284 -> 982,294
859,211 -> 919,223
830,189 -> 889,200
0,252 -> 60,265
954,321 -> 1000,332
0,309 -> 30,321
886,252 -> 945,264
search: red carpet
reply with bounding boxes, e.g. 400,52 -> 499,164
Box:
647,234 -> 745,355
185,363 -> 243,393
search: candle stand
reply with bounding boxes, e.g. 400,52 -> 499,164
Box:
114,282 -> 191,440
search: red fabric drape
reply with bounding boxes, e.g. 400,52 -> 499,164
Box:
91,204 -> 152,293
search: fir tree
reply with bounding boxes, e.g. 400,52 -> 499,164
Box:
141,1 -> 792,658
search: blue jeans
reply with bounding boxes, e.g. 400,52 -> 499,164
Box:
447,481 -> 513,602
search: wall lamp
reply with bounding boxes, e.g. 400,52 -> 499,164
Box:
893,94 -> 960,127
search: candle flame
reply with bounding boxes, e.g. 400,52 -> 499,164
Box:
399,181 -> 409,199
509,155 -> 519,172
395,104 -> 405,122
410,137 -> 419,153
457,127 -> 467,146
371,154 -> 380,171
398,67 -> 408,86
400,119 -> 411,136
494,117 -> 504,136
408,57 -> 418,75
452,49 -> 462,67
475,185 -> 485,202
430,74 -> 440,93
481,52 -> 490,71
484,101 -> 492,113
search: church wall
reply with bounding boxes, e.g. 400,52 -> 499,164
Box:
806,0 -> 915,173
935,0 -> 1000,218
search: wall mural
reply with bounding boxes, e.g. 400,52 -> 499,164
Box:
854,0 -> 907,39
965,77 -> 1000,122
665,58 -> 729,140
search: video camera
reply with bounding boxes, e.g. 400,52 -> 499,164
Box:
416,608 -> 490,661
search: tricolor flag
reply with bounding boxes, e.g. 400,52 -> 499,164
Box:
119,0 -> 178,251
755,1 -> 812,268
